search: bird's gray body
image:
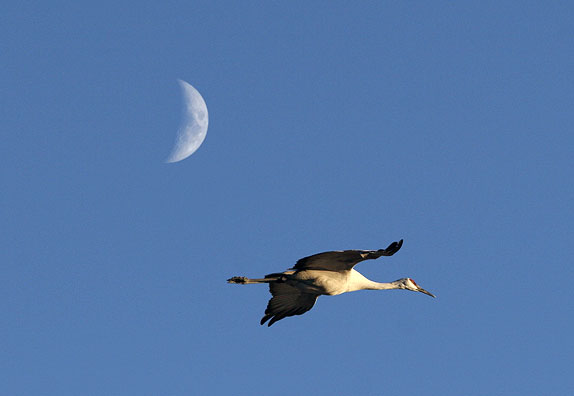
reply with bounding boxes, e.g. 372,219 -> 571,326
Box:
272,269 -> 349,295
274,269 -> 378,296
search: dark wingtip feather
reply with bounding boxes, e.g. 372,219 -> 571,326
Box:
268,316 -> 282,326
384,239 -> 404,255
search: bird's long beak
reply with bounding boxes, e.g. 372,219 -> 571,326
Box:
418,288 -> 436,298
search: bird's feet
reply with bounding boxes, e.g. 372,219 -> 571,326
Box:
227,276 -> 248,284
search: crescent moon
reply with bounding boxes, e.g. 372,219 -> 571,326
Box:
165,79 -> 209,163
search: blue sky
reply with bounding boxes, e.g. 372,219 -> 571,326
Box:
2,1 -> 573,395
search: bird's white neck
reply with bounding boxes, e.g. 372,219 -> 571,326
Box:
346,270 -> 400,292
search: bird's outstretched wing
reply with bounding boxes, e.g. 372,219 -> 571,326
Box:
291,239 -> 403,272
260,282 -> 319,327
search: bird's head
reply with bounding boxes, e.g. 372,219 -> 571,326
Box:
393,278 -> 435,298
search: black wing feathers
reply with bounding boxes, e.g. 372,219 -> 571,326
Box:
292,239 -> 403,272
260,282 -> 319,326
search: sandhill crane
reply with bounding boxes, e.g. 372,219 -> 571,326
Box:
228,239 -> 435,326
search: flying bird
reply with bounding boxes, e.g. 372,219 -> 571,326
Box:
227,239 -> 435,326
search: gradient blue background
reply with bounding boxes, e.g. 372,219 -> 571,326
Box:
3,1 -> 573,395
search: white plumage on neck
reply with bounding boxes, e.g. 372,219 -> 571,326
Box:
346,269 -> 399,292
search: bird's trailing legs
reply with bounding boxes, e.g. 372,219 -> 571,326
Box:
227,276 -> 280,284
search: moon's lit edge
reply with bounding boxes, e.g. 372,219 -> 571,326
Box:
165,79 -> 209,163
